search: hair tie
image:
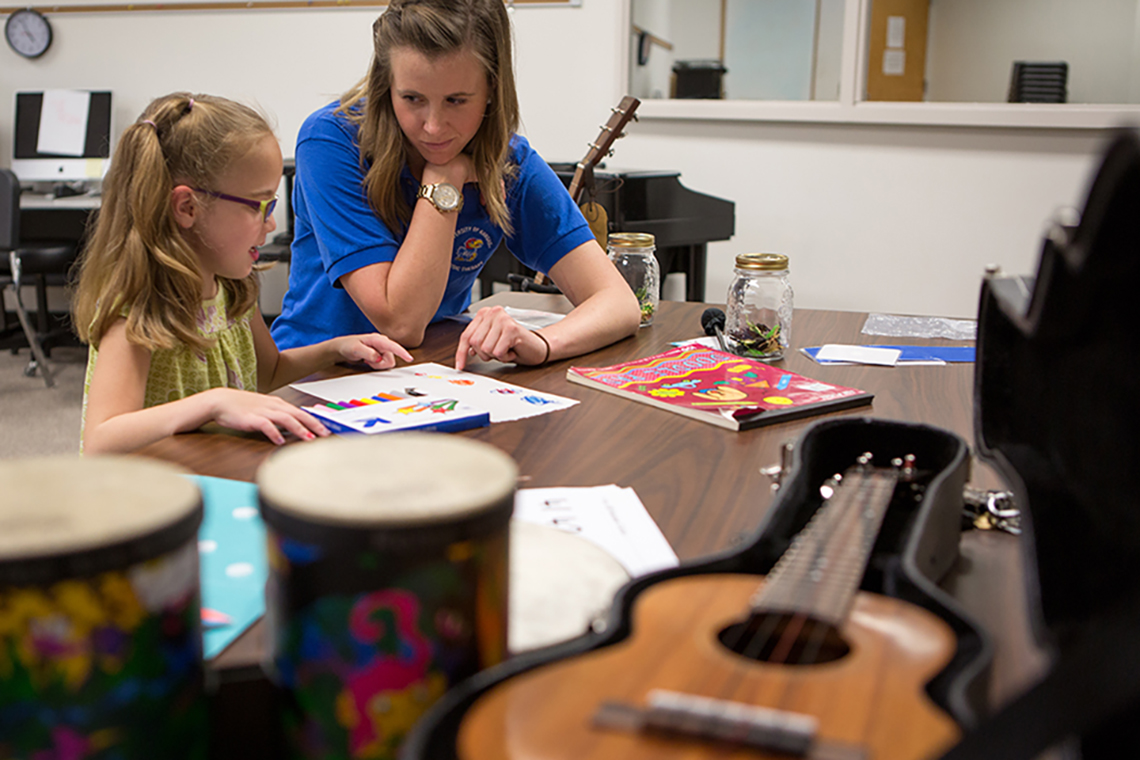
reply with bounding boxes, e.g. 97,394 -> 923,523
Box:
532,330 -> 551,367
141,119 -> 157,130
187,98 -> 195,111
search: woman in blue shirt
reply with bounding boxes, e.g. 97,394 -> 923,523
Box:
272,0 -> 640,368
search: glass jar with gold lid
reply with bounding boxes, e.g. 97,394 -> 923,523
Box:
725,252 -> 793,361
607,232 -> 660,327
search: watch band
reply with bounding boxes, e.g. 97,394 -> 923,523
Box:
417,182 -> 463,213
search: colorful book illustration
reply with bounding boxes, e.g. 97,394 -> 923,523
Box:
302,394 -> 490,436
292,363 -> 578,424
567,345 -> 873,431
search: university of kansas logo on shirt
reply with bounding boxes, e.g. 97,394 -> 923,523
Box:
453,227 -> 493,272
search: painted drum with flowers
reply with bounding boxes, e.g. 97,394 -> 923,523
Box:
0,457 -> 207,759
257,435 -> 516,760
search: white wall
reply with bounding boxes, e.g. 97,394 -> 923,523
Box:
0,0 -> 1114,319
926,0 -> 1140,103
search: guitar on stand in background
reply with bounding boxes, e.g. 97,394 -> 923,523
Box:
514,96 -> 640,293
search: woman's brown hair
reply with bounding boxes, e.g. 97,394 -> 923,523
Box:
339,0 -> 520,235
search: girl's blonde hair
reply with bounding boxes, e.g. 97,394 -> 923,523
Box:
73,92 -> 274,353
339,0 -> 520,235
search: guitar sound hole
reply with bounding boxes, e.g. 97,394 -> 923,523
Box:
718,613 -> 850,665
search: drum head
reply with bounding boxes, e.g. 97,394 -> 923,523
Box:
257,434 -> 517,529
0,456 -> 201,583
509,521 -> 630,654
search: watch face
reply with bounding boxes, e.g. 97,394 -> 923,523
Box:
434,183 -> 461,211
6,10 -> 52,59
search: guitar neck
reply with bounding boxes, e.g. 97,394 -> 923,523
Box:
568,96 -> 640,204
754,467 -> 900,625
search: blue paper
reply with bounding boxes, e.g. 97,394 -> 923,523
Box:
802,345 -> 975,364
189,475 -> 267,660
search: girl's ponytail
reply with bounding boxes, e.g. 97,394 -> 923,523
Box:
73,93 -> 271,353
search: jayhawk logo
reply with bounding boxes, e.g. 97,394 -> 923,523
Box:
455,237 -> 484,263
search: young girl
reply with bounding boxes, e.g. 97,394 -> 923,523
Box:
270,0 -> 640,369
73,93 -> 412,455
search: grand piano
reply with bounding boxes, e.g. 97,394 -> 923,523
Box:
480,164 -> 736,301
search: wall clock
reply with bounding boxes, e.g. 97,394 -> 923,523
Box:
6,9 -> 53,59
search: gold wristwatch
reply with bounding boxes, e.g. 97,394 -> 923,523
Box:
416,182 -> 463,213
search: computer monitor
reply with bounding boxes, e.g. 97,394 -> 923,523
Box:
11,90 -> 112,185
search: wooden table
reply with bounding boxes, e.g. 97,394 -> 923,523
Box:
137,294 -> 1047,716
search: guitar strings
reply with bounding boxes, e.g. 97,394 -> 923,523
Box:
718,468 -> 895,705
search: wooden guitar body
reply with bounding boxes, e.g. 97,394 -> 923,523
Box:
402,419 -> 990,760
459,574 -> 959,760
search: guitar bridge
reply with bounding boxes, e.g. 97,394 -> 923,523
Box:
592,689 -> 866,760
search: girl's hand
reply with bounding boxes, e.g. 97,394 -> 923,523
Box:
206,388 -> 330,446
455,306 -> 548,370
334,333 -> 414,369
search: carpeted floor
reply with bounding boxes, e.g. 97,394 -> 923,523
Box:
0,344 -> 87,459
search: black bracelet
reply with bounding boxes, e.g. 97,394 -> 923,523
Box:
532,330 -> 551,366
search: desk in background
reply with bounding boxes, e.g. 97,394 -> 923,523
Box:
135,295 -> 1046,755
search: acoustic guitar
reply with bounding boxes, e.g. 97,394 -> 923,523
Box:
527,96 -> 640,290
456,451 -> 960,760
568,94 -> 641,210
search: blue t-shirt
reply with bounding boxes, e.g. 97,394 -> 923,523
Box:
271,102 -> 595,349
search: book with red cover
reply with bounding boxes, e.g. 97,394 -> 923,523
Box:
567,345 -> 873,431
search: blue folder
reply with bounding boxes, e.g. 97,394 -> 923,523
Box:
802,345 -> 975,364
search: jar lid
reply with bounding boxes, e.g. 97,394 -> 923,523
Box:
608,232 -> 655,248
735,252 -> 788,270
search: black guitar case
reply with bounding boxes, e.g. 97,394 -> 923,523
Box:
937,130 -> 1140,760
402,416 -> 992,759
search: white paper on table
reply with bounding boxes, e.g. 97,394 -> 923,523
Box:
513,485 -> 679,578
38,90 -> 90,156
670,336 -> 720,350
290,362 -> 578,423
503,306 -> 566,331
815,344 -> 901,366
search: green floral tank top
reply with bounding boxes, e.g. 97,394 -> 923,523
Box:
81,288 -> 258,438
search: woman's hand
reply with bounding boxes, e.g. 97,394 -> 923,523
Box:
332,333 -> 414,369
455,306 -> 548,369
422,151 -> 478,190
205,388 -> 330,446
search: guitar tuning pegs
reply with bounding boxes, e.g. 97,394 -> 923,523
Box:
760,440 -> 795,493
607,149 -> 615,158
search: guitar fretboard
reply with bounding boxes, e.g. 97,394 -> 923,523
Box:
754,467 -> 900,625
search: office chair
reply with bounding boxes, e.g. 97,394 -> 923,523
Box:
0,168 -> 80,387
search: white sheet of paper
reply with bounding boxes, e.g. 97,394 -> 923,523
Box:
290,363 -> 578,423
886,16 -> 906,48
815,344 -> 901,366
38,90 -> 91,157
883,49 -> 906,76
513,485 -> 679,578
